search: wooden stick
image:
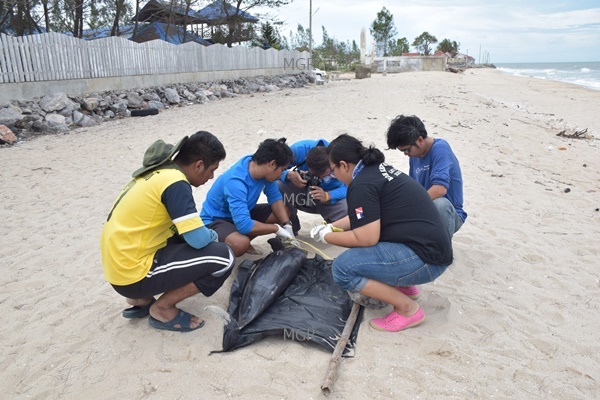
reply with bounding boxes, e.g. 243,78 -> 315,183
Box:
321,302 -> 361,395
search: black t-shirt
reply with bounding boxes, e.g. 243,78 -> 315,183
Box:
347,163 -> 453,266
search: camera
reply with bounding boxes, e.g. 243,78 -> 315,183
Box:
299,172 -> 322,188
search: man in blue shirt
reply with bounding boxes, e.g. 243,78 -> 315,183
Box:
201,138 -> 295,256
386,115 -> 466,239
277,139 -> 348,234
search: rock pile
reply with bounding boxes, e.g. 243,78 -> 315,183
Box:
0,73 -> 315,145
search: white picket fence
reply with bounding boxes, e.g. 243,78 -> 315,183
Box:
0,32 -> 309,83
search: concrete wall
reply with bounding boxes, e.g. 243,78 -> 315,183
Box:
0,68 -> 304,102
370,56 -> 447,73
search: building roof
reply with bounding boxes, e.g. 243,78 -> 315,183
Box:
132,0 -> 207,25
130,22 -> 211,45
195,0 -> 259,25
80,25 -> 136,40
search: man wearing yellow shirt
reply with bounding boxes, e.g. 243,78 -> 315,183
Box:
100,131 -> 235,332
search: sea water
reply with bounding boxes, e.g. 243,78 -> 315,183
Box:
495,62 -> 600,91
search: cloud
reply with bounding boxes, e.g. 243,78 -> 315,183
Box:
261,1 -> 600,63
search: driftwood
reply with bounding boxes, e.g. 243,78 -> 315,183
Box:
321,302 -> 361,395
556,128 -> 588,139
447,66 -> 464,74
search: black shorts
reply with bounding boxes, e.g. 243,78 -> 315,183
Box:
112,235 -> 235,298
208,203 -> 273,241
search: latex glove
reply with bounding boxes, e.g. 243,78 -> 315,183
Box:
275,224 -> 294,240
310,223 -> 333,244
283,223 -> 295,238
209,228 -> 219,242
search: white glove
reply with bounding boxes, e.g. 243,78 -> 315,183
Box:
283,223 -> 295,238
310,223 -> 333,244
275,224 -> 294,240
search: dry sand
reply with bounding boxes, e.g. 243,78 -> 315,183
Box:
1,69 -> 599,399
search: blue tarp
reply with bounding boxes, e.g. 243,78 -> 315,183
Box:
195,0 -> 259,24
131,22 -> 211,45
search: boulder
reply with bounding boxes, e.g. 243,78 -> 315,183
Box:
0,125 -> 17,145
0,105 -> 23,126
45,114 -> 69,132
39,92 -> 72,112
164,88 -> 180,104
126,92 -> 144,108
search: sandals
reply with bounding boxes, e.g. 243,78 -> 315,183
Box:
370,308 -> 425,332
122,298 -> 156,318
148,310 -> 205,332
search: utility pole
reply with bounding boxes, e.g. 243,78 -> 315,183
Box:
309,0 -> 312,57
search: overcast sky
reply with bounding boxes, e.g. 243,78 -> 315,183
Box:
257,0 -> 600,64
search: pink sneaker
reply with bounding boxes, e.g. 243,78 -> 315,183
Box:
396,285 -> 421,300
369,308 -> 425,332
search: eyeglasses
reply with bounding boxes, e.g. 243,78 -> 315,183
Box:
398,143 -> 416,154
329,164 -> 338,178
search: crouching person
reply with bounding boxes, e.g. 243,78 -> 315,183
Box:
311,134 -> 453,332
100,131 -> 235,332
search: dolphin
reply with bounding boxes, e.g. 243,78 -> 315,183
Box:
235,247 -> 306,329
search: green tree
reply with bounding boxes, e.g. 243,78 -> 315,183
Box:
369,6 -> 397,56
412,31 -> 438,55
318,25 -> 337,69
256,21 -> 282,49
289,23 -> 311,51
222,0 -> 293,47
388,37 -> 409,56
436,38 -> 460,56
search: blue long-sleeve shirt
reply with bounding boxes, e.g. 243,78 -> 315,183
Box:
280,139 -> 347,204
409,138 -> 467,222
200,155 -> 283,234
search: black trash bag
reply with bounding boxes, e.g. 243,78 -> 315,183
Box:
216,246 -> 364,356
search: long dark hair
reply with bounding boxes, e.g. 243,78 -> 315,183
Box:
327,134 -> 385,167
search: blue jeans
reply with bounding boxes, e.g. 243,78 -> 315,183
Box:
434,197 -> 464,240
331,242 -> 448,292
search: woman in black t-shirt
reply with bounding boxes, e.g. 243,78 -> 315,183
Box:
310,134 -> 453,332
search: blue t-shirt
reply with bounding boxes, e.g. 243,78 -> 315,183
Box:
280,139 -> 347,204
200,155 -> 282,234
409,138 -> 467,221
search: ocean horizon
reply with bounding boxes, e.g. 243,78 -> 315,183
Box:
494,61 -> 600,91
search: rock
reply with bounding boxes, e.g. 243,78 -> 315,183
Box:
126,92 -> 144,108
355,65 -> 371,79
0,105 -> 23,126
82,97 -> 101,111
110,100 -> 128,116
164,88 -> 180,104
147,100 -> 165,110
45,114 -> 69,132
0,73 -> 317,139
0,125 -> 17,145
39,92 -> 72,112
57,102 -> 78,118
142,92 -> 160,101
72,110 -> 97,127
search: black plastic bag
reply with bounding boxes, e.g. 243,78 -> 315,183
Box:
217,247 -> 363,355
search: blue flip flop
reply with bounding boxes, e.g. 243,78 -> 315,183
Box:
122,298 -> 156,319
148,310 -> 205,332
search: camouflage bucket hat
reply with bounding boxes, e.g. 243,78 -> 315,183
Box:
132,136 -> 188,178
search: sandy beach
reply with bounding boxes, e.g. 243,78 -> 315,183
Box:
1,68 -> 599,399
